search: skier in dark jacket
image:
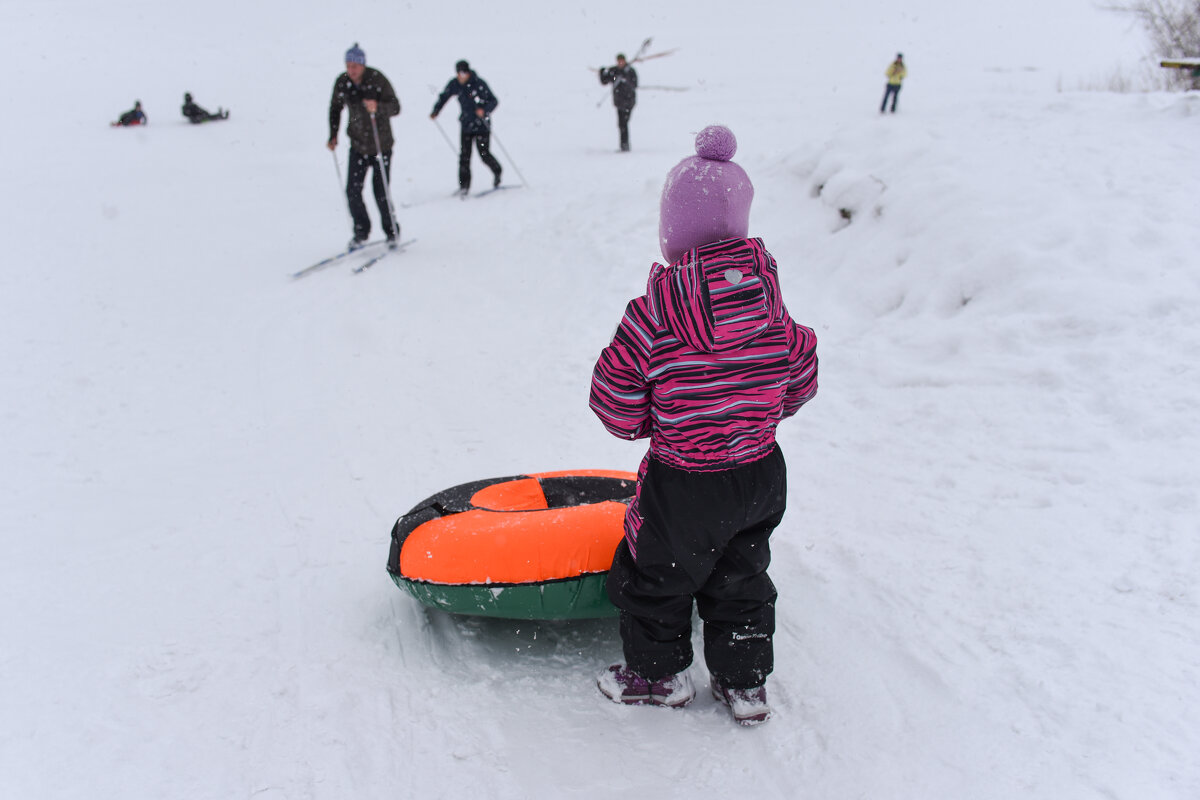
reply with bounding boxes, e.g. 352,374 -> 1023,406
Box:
113,101 -> 146,127
430,60 -> 502,195
599,54 -> 638,151
181,93 -> 228,123
327,43 -> 402,249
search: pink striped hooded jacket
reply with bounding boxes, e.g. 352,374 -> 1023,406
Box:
590,237 -> 818,471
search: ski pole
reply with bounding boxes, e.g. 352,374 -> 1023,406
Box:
369,112 -> 401,239
432,117 -> 458,155
331,149 -> 356,234
487,125 -> 529,188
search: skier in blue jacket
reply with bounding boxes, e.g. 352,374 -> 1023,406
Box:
430,60 -> 502,195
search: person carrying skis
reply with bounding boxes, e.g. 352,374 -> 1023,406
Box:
589,125 -> 819,726
599,53 -> 638,151
181,93 -> 228,123
113,100 -> 146,126
430,60 -> 501,195
327,43 -> 402,249
881,53 -> 906,113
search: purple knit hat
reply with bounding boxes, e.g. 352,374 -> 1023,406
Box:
658,125 -> 754,263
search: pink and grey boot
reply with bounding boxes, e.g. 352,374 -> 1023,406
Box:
597,664 -> 696,707
711,676 -> 773,726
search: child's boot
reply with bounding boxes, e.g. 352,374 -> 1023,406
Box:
711,676 -> 772,726
649,670 -> 696,707
598,664 -> 695,707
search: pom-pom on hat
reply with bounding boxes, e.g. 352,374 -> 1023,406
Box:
345,43 -> 366,65
658,125 -> 754,263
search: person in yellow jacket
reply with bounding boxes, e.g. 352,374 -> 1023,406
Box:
881,53 -> 905,113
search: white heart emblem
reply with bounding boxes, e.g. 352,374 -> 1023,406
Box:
724,269 -> 744,285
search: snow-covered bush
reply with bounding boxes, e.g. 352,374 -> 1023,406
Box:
1118,0 -> 1200,89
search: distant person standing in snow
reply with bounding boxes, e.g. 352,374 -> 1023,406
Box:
881,53 -> 906,113
599,53 -> 638,151
430,60 -> 502,195
113,100 -> 146,126
327,43 -> 402,249
181,92 -> 228,123
589,125 -> 819,726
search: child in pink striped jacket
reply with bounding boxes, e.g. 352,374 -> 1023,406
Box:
590,125 -> 818,725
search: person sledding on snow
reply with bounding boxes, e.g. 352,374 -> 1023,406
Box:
113,100 -> 146,126
430,60 -> 502,195
182,92 -> 229,123
327,43 -> 402,249
589,125 -> 819,726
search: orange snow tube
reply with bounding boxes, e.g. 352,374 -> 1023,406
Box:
386,470 -> 636,619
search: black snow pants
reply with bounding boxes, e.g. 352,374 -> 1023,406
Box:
347,147 -> 396,241
605,446 -> 786,690
881,83 -> 901,113
459,130 -> 502,190
616,106 -> 633,151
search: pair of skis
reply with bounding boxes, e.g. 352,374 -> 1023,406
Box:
402,184 -> 522,208
468,184 -> 521,199
588,37 -> 678,75
628,37 -> 677,66
291,238 -> 416,280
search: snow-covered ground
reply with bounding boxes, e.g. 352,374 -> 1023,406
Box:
3,1 -> 1198,798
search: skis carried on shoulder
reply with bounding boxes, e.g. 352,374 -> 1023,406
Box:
588,37 -> 674,75
634,47 -> 678,63
352,238 -> 417,273
629,37 -> 678,65
292,240 -> 388,279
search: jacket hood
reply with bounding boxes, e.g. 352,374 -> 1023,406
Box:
645,237 -> 783,353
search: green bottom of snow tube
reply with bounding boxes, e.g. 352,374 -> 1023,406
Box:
387,471 -> 635,620
389,572 -> 618,620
